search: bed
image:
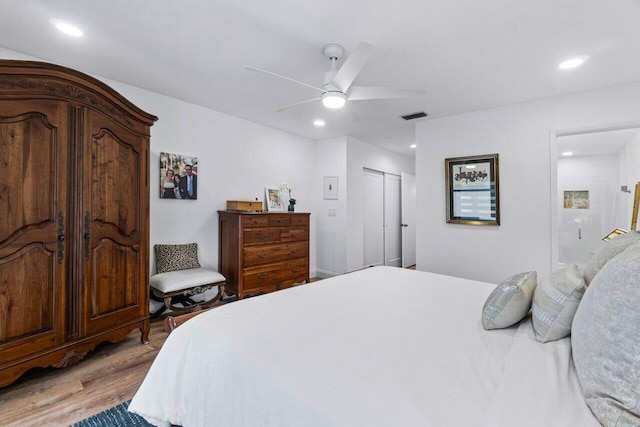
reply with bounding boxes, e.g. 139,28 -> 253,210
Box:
128,257 -> 640,427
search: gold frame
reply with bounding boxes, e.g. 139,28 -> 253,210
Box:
445,153 -> 500,226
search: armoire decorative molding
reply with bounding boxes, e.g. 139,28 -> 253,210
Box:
0,60 -> 157,387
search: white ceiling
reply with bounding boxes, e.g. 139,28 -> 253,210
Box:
558,127 -> 640,157
1,0 -> 640,157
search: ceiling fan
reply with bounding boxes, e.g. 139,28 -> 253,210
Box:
245,41 -> 426,112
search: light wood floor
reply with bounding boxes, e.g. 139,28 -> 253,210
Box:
0,319 -> 167,426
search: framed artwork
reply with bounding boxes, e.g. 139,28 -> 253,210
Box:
445,154 -> 499,225
265,186 -> 284,212
159,152 -> 199,200
563,190 -> 589,209
323,176 -> 339,200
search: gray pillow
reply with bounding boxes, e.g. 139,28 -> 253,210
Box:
583,231 -> 640,284
572,243 -> 640,426
482,271 -> 537,330
155,243 -> 201,274
531,264 -> 586,343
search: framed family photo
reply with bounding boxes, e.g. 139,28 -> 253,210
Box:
160,152 -> 199,200
265,186 -> 284,212
445,153 -> 499,225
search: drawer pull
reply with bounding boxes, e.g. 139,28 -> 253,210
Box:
291,248 -> 300,254
291,267 -> 300,273
291,232 -> 300,237
257,273 -> 268,279
257,252 -> 268,258
257,234 -> 268,240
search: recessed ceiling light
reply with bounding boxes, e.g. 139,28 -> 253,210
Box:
410,144 -> 416,149
558,56 -> 589,70
562,151 -> 574,156
50,18 -> 83,37
313,119 -> 325,127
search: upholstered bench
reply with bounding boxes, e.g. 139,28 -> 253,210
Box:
150,243 -> 226,318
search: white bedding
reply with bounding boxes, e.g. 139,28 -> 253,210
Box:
130,266 -> 599,426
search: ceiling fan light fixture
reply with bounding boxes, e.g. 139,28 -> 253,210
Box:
322,91 -> 346,109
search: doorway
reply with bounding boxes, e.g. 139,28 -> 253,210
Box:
362,168 -> 406,268
552,125 -> 640,268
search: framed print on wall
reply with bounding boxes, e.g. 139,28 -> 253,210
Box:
445,153 -> 499,225
323,176 -> 338,200
160,152 -> 199,200
265,186 -> 284,212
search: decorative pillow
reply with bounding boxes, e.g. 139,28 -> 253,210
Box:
482,271 -> 537,330
155,243 -> 201,274
572,242 -> 640,426
583,231 -> 640,285
531,264 -> 585,343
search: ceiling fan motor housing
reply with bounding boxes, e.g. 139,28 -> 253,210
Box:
323,43 -> 344,60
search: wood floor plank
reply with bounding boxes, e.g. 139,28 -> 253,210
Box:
0,319 -> 167,426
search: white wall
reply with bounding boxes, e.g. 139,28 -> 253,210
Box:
315,137 -> 348,277
623,131 -> 640,227
0,47 -> 317,277
416,82 -> 640,284
314,136 -> 415,276
557,154 -> 625,264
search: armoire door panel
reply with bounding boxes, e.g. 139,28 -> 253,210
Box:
0,246 -> 59,340
0,100 -> 68,366
80,109 -> 148,336
0,106 -> 67,245
90,128 -> 141,237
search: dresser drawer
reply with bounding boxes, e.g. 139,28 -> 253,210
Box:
268,215 -> 291,227
242,259 -> 308,291
242,215 -> 269,227
243,242 -> 307,267
291,215 -> 309,226
280,227 -> 309,243
243,227 -> 280,245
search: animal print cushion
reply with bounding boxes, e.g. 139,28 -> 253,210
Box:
155,243 -> 201,274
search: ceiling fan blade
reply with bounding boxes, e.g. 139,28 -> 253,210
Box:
331,41 -> 376,93
276,97 -> 321,112
347,86 -> 426,101
245,66 -> 325,93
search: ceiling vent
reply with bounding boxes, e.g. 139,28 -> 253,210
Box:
400,111 -> 428,121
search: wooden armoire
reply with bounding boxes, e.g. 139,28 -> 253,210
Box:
0,60 -> 157,387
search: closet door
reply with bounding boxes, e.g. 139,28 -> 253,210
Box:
363,168 -> 385,266
78,108 -> 149,337
0,100 -> 69,366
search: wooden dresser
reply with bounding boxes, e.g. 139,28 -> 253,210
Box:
218,211 -> 310,299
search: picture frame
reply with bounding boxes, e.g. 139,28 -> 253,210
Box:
265,186 -> 284,212
563,190 -> 589,209
159,152 -> 199,200
445,154 -> 499,225
323,176 -> 339,200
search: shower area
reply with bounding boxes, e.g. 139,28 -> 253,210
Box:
556,127 -> 640,266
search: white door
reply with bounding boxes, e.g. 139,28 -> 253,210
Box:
401,172 -> 416,267
363,169 -> 384,266
384,173 -> 402,267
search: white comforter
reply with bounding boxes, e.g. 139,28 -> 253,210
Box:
130,266 -> 599,426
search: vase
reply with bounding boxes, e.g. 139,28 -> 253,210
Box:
288,204 -> 294,212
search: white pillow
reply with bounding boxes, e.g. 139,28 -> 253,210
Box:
531,264 -> 585,343
482,271 -> 537,330
583,231 -> 640,284
572,243 -> 640,425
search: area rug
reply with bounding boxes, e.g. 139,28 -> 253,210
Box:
70,400 -> 153,427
